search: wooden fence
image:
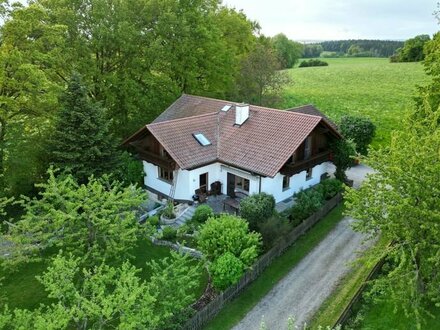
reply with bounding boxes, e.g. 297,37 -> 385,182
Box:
182,193 -> 343,330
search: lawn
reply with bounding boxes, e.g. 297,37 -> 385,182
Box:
347,292 -> 440,330
283,57 -> 430,148
204,203 -> 345,330
0,237 -> 208,311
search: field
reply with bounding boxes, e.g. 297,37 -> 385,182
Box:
283,57 -> 430,148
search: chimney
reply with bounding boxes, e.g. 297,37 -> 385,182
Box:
235,104 -> 249,126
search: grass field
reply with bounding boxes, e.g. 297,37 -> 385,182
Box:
0,237 -> 208,311
283,57 -> 430,148
204,204 -> 345,330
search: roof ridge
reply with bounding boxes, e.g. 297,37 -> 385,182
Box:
284,104 -> 316,111
148,111 -> 217,127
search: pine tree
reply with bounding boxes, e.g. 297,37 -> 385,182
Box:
48,73 -> 118,183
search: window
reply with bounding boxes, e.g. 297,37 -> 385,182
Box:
235,176 -> 250,193
306,167 -> 313,180
282,175 -> 290,190
193,133 -> 211,146
158,167 -> 174,182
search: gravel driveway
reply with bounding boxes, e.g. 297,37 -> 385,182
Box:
232,165 -> 374,330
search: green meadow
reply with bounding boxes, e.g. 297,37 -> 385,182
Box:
283,57 -> 430,148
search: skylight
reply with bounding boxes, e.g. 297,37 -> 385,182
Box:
221,104 -> 232,112
193,133 -> 211,146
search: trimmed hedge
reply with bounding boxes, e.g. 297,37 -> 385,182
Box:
299,59 -> 329,67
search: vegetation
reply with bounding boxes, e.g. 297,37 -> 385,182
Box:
299,59 -> 329,67
210,252 -> 245,290
3,170 -> 145,267
271,33 -> 303,69
318,40 -> 403,58
345,101 -> 440,325
390,34 -> 431,62
47,74 -> 120,183
239,193 -> 276,231
192,205 -> 214,225
330,139 -> 357,181
284,58 -> 429,148
257,213 -> 291,250
339,116 -> 376,155
161,226 -> 177,241
162,201 -> 176,219
205,204 -> 345,330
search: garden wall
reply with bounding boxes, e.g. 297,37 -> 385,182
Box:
183,192 -> 343,330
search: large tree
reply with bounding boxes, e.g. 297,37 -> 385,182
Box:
4,169 -> 146,266
47,73 -> 119,183
345,101 -> 440,324
237,40 -> 291,106
271,33 -> 303,69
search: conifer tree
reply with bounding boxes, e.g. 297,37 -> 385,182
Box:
48,73 -> 118,183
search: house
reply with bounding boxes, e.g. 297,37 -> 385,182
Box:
123,94 -> 341,203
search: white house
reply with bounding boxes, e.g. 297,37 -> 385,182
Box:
123,94 -> 341,204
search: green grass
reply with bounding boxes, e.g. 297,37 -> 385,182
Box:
309,236 -> 389,329
284,57 -> 430,148
350,295 -> 440,330
1,237 -> 208,310
204,204 -> 345,330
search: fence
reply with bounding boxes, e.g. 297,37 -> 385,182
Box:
333,256 -> 386,328
183,193 -> 343,330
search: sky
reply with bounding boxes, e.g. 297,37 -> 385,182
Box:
223,0 -> 439,41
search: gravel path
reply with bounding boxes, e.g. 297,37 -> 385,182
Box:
232,165 -> 374,330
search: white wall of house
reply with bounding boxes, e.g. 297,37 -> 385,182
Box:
144,160 -> 334,203
261,161 -> 333,203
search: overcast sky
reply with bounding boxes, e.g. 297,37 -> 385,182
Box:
223,0 -> 439,41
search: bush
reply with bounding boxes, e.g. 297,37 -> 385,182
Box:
149,215 -> 159,227
290,188 -> 324,223
330,138 -> 357,181
316,179 -> 344,200
162,202 -> 175,219
258,214 -> 292,250
298,59 -> 329,68
239,193 -> 275,231
192,205 -> 214,224
162,226 -> 177,240
210,252 -> 245,290
339,116 -> 376,155
197,214 -> 262,266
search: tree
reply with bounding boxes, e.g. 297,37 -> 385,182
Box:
5,169 -> 146,266
237,41 -> 292,106
239,193 -> 276,231
345,101 -> 440,324
330,139 -> 356,181
391,34 -> 430,62
1,251 -> 201,329
197,214 -> 262,267
303,44 -> 323,58
210,252 -> 244,290
271,33 -> 303,69
47,73 -> 119,183
339,115 -> 376,155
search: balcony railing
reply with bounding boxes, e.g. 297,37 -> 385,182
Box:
280,150 -> 331,176
137,150 -> 176,170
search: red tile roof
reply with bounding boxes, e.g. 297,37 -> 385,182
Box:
125,95 -> 341,177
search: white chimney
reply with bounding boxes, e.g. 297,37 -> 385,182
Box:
235,104 -> 249,126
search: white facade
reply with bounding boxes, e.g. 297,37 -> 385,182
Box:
143,160 -> 334,203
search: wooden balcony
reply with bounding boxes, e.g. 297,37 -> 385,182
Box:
280,150 -> 331,176
137,150 -> 176,170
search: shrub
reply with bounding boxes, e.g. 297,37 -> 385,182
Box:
339,116 -> 376,155
192,205 -> 214,224
197,214 -> 262,266
290,188 -> 324,223
239,193 -> 275,231
316,179 -> 344,200
149,215 -> 159,227
299,59 -> 329,67
162,202 -> 175,219
162,226 -> 177,240
258,214 -> 292,250
330,138 -> 357,181
210,252 -> 245,290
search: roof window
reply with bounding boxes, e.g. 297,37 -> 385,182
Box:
193,133 -> 211,146
221,104 -> 232,112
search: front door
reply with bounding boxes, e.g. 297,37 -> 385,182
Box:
199,173 -> 208,194
227,173 -> 236,197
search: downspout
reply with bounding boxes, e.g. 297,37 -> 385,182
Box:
259,175 -> 262,193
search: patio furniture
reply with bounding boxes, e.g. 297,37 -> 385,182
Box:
223,197 -> 240,215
